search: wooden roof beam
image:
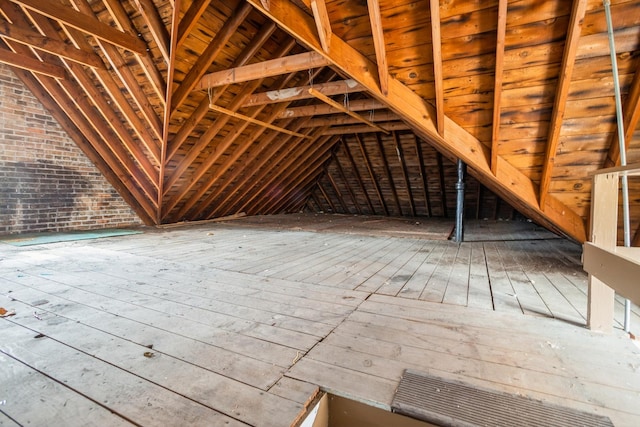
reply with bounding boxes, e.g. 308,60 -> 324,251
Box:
159,0 -> 182,223
177,0 -> 211,46
429,0 -> 443,136
248,133 -> 334,215
309,0 -> 331,53
490,0 -> 508,175
367,0 -> 388,95
357,133 -> 388,215
539,0 -> 587,209
300,110 -> 400,127
309,87 -> 390,134
209,103 -> 311,139
332,150 -> 363,214
171,1 -> 251,111
268,153 -> 334,214
0,19 -> 104,68
414,136 -> 432,217
341,137 -> 375,213
603,64 -> 640,168
0,44 -> 66,78
199,117 -> 311,219
10,0 -> 147,54
242,79 -> 365,107
279,98 -> 386,119
323,122 -> 410,135
16,4 -> 162,164
101,0 -> 166,103
67,0 -> 164,140
375,132 -> 400,214
324,172 -> 351,214
394,131 -> 416,216
197,51 -> 330,90
245,0 -> 586,241
162,39 -> 297,205
233,129 -> 329,215
131,0 -> 170,64
167,21 -> 277,162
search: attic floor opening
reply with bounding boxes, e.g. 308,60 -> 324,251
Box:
1,213 -> 639,427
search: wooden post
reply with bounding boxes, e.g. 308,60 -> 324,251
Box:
587,171 -> 618,332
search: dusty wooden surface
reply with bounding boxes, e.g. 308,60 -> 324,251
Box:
1,214 -> 639,426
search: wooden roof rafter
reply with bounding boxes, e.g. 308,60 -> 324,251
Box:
332,149 -> 363,214
356,133 -> 389,216
309,0 -> 331,53
82,0 -> 167,103
539,0 -> 588,209
130,0 -> 171,64
0,43 -> 66,78
176,0 -> 211,46
247,0 -> 587,242
429,0 -> 444,136
14,2 -> 162,165
394,131 -> 416,217
161,38 -> 299,217
0,19 -> 104,69
308,88 -> 390,134
196,51 -> 330,90
9,0 -> 147,54
170,1 -> 252,112
490,0 -> 508,176
366,0 -> 389,96
249,132 -> 335,215
340,136 -> 375,213
67,0 -> 164,140
413,135 -> 432,217
241,79 -> 365,107
166,20 -> 277,161
278,98 -> 386,119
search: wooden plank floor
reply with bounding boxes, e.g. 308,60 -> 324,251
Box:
1,214 -> 639,426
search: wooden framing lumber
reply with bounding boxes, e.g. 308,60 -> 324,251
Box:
436,151 -> 447,217
308,88 -> 390,134
101,0 -> 166,103
167,21 -> 277,162
171,1 -> 251,111
341,137 -> 375,213
176,0 -> 211,46
0,20 -> 104,69
586,170 -> 619,332
132,0 -> 170,63
278,99 -> 386,119
209,103 -> 311,139
374,133 -> 398,215
539,0 -> 587,208
197,52 -> 330,90
357,134 -> 388,216
332,150 -> 362,214
0,45 -> 66,78
11,0 -> 147,54
429,0 -> 444,136
394,132 -> 416,217
310,0 -> 331,53
366,0 -> 388,95
414,136 -> 432,217
490,0 -> 508,175
242,80 -> 365,107
246,0 -> 587,242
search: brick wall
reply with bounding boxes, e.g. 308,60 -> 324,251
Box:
0,63 -> 143,234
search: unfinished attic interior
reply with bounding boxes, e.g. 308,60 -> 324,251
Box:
1,0 -> 640,425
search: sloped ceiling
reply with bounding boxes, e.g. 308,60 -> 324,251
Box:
1,0 -> 639,242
